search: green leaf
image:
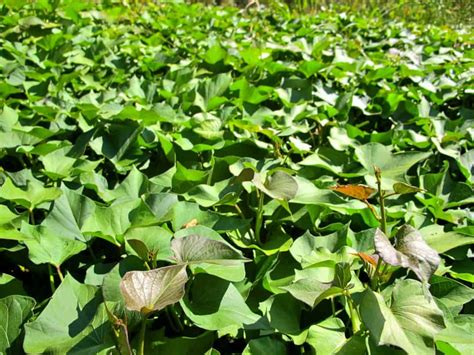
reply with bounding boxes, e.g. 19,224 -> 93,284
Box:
82,199 -> 141,245
243,336 -> 287,355
420,225 -> 474,253
145,329 -> 215,355
143,193 -> 179,223
125,226 -> 173,262
102,166 -> 149,202
120,265 -> 188,315
436,314 -> 474,354
305,317 -> 346,354
181,274 -> 259,330
258,293 -> 302,335
102,256 -> 146,305
0,205 -> 20,225
360,279 -> 445,355
40,146 -> 77,179
289,231 -> 356,267
0,295 -> 35,354
0,105 -> 19,130
171,234 -> 249,265
204,44 -> 227,64
0,177 -> 61,209
354,143 -> 430,189
393,182 -> 424,195
24,275 -> 114,353
291,177 -> 371,219
282,261 -> 363,308
429,275 -> 474,311
299,148 -> 365,177
0,274 -> 26,298
282,277 -> 341,308
22,223 -> 86,266
42,185 -> 95,242
375,225 -> 440,282
335,333 -> 369,354
127,75 -> 146,99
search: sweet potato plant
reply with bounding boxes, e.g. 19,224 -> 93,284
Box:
0,1 -> 472,354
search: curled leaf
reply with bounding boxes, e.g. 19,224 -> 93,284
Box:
330,184 -> 376,200
120,265 -> 188,315
253,170 -> 298,200
393,182 -> 424,195
375,225 -> 440,282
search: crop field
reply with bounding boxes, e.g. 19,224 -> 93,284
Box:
0,1 -> 473,354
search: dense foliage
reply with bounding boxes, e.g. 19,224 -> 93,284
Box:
0,1 -> 473,354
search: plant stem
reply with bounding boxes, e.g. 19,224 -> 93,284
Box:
55,265 -> 64,282
234,204 -> 245,219
363,199 -> 380,220
254,190 -> 265,245
331,297 -> 336,317
371,257 -> 383,290
375,167 -> 386,234
380,262 -> 390,280
48,264 -> 56,294
372,166 -> 386,290
206,151 -> 214,185
29,208 -> 35,225
345,292 -> 361,334
169,304 -> 184,332
137,316 -> 147,355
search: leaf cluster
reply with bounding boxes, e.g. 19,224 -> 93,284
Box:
0,1 -> 472,354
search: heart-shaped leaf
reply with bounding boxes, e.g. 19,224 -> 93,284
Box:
180,274 -> 259,330
24,275 -> 114,354
282,278 -> 341,308
22,223 -> 86,267
0,177 -> 62,209
282,262 -> 361,308
360,279 -> 445,354
374,225 -> 440,282
120,265 -> 188,315
354,143 -> 430,189
171,234 -> 248,265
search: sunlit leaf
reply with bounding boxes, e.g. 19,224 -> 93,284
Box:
360,279 -> 445,354
120,265 -> 188,315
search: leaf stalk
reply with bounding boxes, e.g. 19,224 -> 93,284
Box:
137,316 -> 147,355
344,291 -> 361,334
254,190 -> 265,245
48,264 -> 56,294
372,166 -> 387,289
